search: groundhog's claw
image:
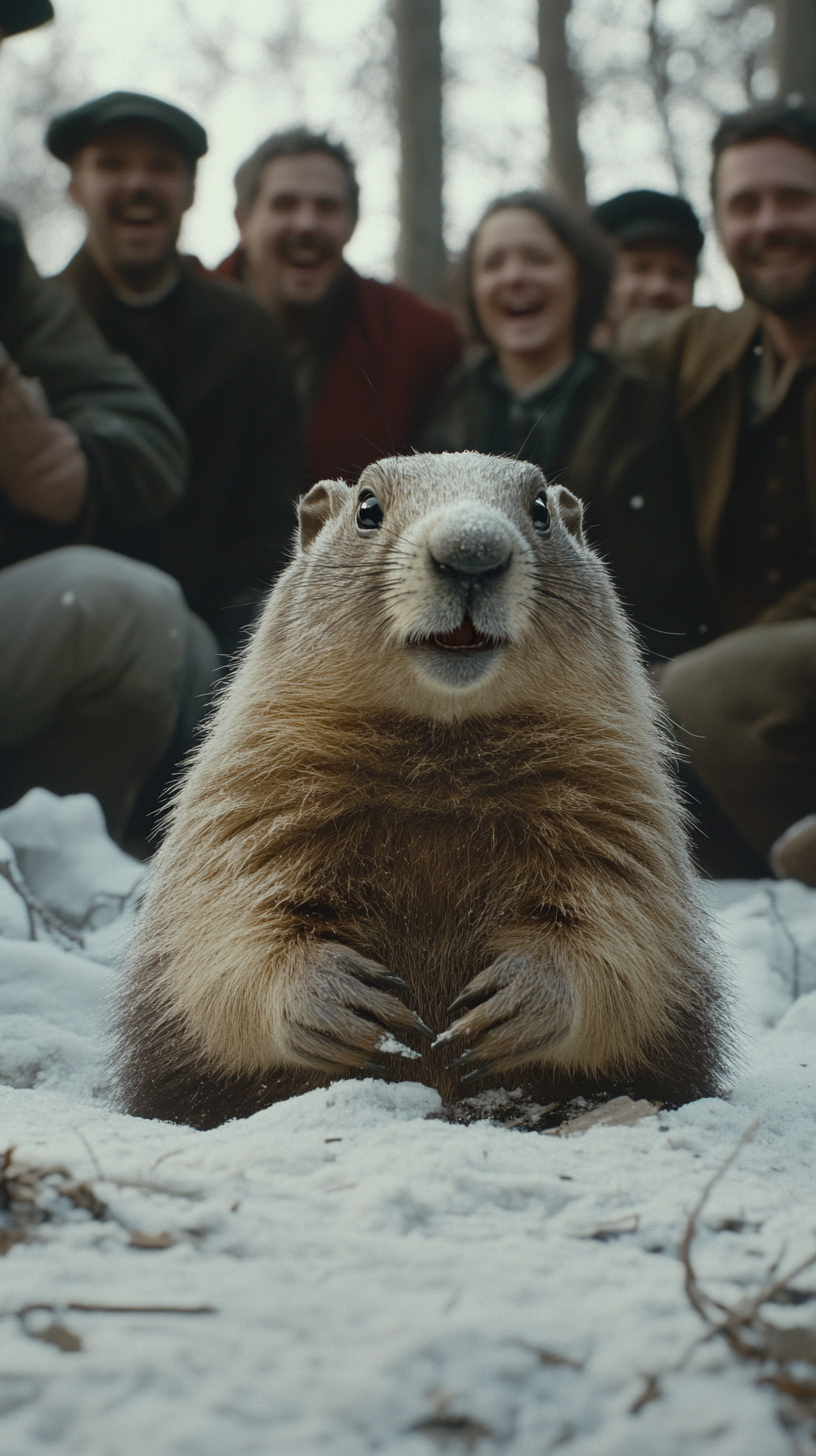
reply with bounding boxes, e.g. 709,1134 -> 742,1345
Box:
459,1064 -> 493,1085
439,952 -> 575,1076
447,986 -> 489,1016
282,945 -> 433,1073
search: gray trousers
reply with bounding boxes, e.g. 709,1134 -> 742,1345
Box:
660,619 -> 816,872
0,546 -> 218,842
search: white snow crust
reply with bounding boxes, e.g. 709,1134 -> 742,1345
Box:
0,789 -> 814,1455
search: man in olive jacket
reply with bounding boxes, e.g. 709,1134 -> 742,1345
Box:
620,102 -> 816,879
0,205 -> 214,844
49,92 -> 302,654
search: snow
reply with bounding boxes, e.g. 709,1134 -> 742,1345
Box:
0,790 -> 815,1455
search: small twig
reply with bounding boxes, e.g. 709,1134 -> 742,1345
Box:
72,1129 -> 104,1183
99,1177 -> 203,1199
766,885 -> 805,1001
0,858 -> 84,947
18,1301 -> 215,1317
680,1120 -> 760,1322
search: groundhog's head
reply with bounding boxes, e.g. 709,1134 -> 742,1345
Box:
277,452 -> 628,719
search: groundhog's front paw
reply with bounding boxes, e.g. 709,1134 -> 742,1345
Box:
434,952 -> 575,1084
282,944 -> 434,1073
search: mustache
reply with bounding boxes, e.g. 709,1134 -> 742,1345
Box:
738,229 -> 816,263
109,189 -> 171,222
274,231 -> 337,264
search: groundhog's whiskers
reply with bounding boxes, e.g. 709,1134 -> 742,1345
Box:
532,580 -> 613,639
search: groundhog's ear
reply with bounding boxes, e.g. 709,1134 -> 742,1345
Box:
298,481 -> 349,550
549,485 -> 585,544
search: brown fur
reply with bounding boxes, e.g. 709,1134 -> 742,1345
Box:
112,452 -> 732,1127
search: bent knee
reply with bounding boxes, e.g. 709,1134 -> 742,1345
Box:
41,547 -> 185,624
662,620 -> 816,731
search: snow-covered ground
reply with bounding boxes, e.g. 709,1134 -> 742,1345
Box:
0,790 -> 815,1456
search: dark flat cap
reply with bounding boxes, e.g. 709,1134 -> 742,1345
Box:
0,1 -> 54,36
592,189 -> 704,259
46,91 -> 208,165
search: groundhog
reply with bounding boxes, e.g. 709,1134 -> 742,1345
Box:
113,451 -> 732,1128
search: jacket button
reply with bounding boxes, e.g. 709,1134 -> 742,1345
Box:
629,494 -> 645,510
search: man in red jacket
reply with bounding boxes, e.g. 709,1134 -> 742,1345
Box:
216,127 -> 461,484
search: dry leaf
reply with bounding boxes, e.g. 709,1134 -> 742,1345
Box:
0,1229 -> 26,1255
129,1231 -> 175,1249
583,1213 -> 640,1241
630,1373 -> 661,1414
533,1347 -> 583,1369
408,1413 -> 494,1449
760,1323 -> 816,1363
29,1323 -> 82,1353
549,1097 -> 660,1136
62,1182 -> 107,1220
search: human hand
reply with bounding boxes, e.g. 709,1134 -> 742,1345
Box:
0,365 -> 87,525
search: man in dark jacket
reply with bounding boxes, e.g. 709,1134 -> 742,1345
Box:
217,127 -> 461,484
48,92 -> 302,652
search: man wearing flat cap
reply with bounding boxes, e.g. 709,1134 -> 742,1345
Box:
50,91 -> 301,656
593,189 -> 704,329
1,6 -> 212,848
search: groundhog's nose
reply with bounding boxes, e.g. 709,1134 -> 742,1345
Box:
428,508 -> 515,581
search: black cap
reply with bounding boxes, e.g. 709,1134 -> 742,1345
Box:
0,1 -> 54,36
592,190 -> 704,260
46,91 -> 208,166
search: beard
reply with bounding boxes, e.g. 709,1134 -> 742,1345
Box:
734,232 -> 816,319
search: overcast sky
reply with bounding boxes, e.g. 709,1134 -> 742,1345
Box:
2,0 -> 743,306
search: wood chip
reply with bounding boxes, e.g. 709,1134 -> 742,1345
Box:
548,1096 -> 661,1136
129,1231 -> 175,1249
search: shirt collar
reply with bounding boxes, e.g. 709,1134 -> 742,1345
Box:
751,325 -> 816,420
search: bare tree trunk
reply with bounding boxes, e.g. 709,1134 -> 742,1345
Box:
393,0 -> 446,299
775,0 -> 816,104
536,0 -> 586,206
646,0 -> 686,192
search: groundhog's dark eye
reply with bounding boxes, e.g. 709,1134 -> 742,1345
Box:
357,494 -> 384,530
532,493 -> 551,533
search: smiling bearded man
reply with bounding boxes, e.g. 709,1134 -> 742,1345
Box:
215,127 -> 462,486
48,93 -> 301,657
618,101 -> 816,885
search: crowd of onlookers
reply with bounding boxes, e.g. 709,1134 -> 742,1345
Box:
2,0 -> 816,887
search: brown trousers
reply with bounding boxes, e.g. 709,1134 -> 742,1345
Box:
0,547 -> 217,842
660,619 -> 816,875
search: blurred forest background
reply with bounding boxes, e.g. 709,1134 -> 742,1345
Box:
1,0 -> 814,307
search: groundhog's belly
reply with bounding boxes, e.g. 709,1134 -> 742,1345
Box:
292,815 -> 547,1040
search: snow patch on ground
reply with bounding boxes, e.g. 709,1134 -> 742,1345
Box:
0,790 -> 814,1455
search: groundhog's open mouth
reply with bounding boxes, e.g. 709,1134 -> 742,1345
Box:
423,617 -> 504,652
